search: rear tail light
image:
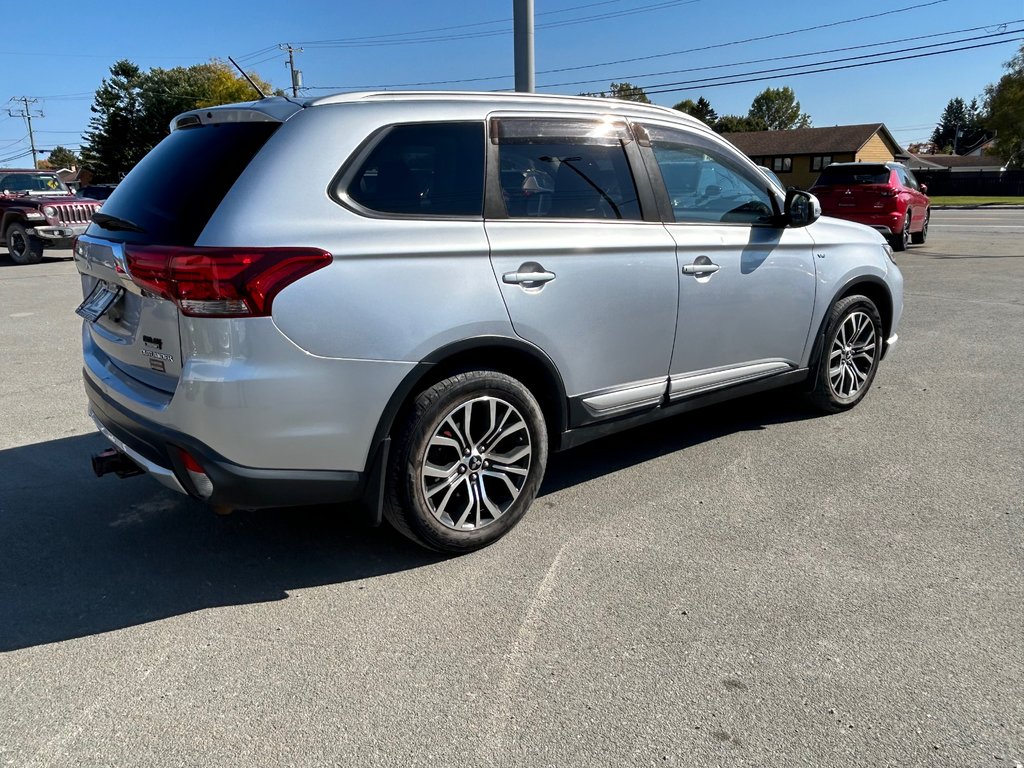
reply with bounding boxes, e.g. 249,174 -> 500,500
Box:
879,188 -> 897,197
124,245 -> 332,317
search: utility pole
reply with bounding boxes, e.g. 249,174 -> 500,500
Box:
513,0 -> 535,93
7,97 -> 43,168
279,43 -> 304,97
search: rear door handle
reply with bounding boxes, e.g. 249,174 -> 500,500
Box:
682,263 -> 720,275
503,270 -> 556,285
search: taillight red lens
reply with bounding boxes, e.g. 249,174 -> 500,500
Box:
124,246 -> 332,317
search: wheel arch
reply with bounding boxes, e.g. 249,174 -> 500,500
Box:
368,335 -> 569,462
0,211 -> 28,239
806,274 -> 893,381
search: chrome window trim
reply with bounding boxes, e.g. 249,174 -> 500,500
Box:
328,120 -> 487,222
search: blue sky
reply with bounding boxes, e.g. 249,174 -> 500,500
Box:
1,0 -> 1022,165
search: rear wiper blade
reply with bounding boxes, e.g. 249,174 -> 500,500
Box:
92,212 -> 145,233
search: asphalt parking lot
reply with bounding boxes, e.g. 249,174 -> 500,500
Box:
1,209 -> 1021,767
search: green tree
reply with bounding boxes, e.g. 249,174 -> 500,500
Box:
80,60 -> 147,183
713,114 -> 764,134
582,81 -> 651,103
747,86 -> 811,130
985,44 -> 1024,168
673,96 -> 718,125
930,97 -> 987,154
608,81 -> 650,103
43,145 -> 79,169
81,59 -> 276,182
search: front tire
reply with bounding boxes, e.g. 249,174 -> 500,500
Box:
6,224 -> 43,264
384,370 -> 548,553
808,295 -> 883,413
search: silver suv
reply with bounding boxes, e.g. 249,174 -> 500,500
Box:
76,92 -> 903,553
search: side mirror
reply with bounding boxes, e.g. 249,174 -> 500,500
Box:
920,183 -> 928,195
784,189 -> 821,228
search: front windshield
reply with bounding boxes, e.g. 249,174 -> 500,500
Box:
0,173 -> 71,194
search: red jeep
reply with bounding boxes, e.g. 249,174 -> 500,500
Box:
0,169 -> 101,264
810,162 -> 930,251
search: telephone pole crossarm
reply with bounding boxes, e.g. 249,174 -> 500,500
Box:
279,44 -> 305,98
7,97 -> 43,168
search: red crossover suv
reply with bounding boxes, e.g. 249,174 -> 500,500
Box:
810,162 -> 930,251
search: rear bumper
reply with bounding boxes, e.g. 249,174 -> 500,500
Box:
822,210 -> 903,236
85,373 -> 365,509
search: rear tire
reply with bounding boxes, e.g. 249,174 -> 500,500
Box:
6,224 -> 43,264
891,212 -> 910,252
383,370 -> 548,554
808,295 -> 883,413
911,209 -> 929,244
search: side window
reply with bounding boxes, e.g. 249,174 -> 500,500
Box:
643,124 -> 776,225
903,168 -> 920,190
345,122 -> 484,216
492,117 -> 642,220
772,156 -> 793,173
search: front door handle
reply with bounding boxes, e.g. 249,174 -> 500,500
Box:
682,262 -> 720,275
503,263 -> 556,286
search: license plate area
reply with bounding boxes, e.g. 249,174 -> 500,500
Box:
76,281 -> 124,323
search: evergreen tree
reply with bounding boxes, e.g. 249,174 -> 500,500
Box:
81,59 -> 276,182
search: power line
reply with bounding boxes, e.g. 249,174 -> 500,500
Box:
588,28 -> 1024,95
537,21 -> 1024,89
302,0 -> 952,91
305,17 -> 1020,91
241,0 -> 648,55
294,0 -> 700,49
638,36 -> 1023,96
533,0 -> 951,77
6,98 -> 43,168
0,149 -> 33,165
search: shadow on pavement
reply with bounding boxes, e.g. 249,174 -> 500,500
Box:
0,390 -> 817,652
541,389 -> 817,496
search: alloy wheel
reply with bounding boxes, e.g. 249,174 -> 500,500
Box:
9,231 -> 26,259
420,395 -> 532,531
828,310 -> 877,399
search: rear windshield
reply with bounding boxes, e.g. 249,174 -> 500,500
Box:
86,122 -> 278,245
815,165 -> 891,186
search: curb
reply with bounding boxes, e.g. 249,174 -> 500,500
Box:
930,204 -> 1024,210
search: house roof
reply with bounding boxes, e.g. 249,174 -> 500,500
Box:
727,123 -> 903,157
905,154 -> 947,171
56,168 -> 84,182
915,153 -> 1005,169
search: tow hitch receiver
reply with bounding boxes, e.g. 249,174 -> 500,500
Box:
91,448 -> 144,479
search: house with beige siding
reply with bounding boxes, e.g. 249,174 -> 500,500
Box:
727,124 -> 905,189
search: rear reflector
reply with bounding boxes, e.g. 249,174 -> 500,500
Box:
178,448 -> 214,499
125,245 -> 332,317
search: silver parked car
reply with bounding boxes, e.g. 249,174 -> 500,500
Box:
75,92 -> 903,553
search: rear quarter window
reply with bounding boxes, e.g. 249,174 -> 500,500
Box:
86,122 -> 278,245
342,122 -> 485,217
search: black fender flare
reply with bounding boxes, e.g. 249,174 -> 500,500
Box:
361,335 -> 568,525
806,274 -> 893,383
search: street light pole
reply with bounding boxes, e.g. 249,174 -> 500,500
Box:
513,0 -> 535,93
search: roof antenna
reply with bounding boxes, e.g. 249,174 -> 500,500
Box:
228,56 -> 267,99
